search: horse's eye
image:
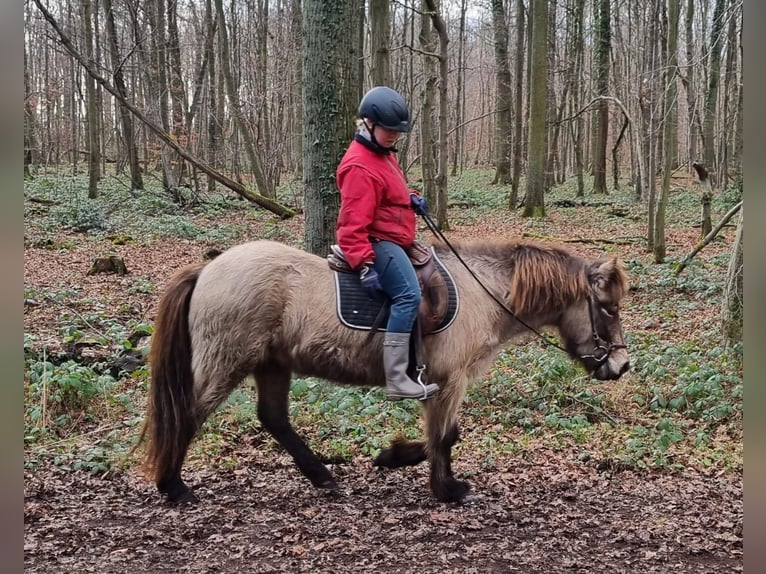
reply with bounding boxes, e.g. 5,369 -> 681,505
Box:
601,305 -> 618,317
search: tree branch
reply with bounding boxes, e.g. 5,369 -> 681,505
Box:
674,200 -> 743,276
32,0 -> 294,219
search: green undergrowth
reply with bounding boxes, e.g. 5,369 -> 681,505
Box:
23,171 -> 298,247
23,169 -> 743,478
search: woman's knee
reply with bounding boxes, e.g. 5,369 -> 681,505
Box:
395,288 -> 420,313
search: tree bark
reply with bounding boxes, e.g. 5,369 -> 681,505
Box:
653,0 -> 679,263
424,0 -> 450,230
683,0 -> 699,169
592,0 -> 610,194
523,0 -> 547,217
702,0 -> 726,185
510,0 -> 525,206
369,0 -> 391,86
419,0 -> 437,218
215,0 -> 273,199
80,0 -> 100,198
167,0 -> 188,186
693,161 -> 713,237
302,0 -> 360,256
721,209 -> 743,344
104,0 -> 143,190
491,0 -> 512,186
450,0 -> 466,178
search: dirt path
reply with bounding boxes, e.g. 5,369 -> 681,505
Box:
25,453 -> 742,573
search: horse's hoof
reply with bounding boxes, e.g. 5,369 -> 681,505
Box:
167,489 -> 199,505
317,478 -> 340,491
434,479 -> 471,503
159,476 -> 198,505
373,449 -> 395,468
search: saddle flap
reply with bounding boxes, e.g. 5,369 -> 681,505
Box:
416,258 -> 450,335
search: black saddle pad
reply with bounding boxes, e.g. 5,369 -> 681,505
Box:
333,248 -> 459,333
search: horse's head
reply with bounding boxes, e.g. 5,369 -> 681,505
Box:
560,257 -> 630,380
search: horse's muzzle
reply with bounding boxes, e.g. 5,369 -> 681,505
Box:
592,352 -> 630,380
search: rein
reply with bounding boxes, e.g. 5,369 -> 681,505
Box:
420,212 -> 621,367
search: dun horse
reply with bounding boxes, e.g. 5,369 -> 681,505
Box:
140,238 -> 630,504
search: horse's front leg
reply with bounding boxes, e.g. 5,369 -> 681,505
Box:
423,394 -> 470,503
254,364 -> 338,490
373,436 -> 428,468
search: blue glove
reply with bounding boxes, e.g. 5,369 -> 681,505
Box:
359,264 -> 383,298
410,193 -> 428,215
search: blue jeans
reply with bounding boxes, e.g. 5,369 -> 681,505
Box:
372,240 -> 421,334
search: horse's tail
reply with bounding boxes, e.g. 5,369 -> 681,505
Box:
137,262 -> 206,484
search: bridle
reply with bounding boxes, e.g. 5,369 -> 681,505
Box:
578,294 -> 628,367
421,213 -> 626,369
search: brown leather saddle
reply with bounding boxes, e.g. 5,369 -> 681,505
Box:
327,240 -> 458,336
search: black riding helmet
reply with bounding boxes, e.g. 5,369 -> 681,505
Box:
359,86 -> 411,133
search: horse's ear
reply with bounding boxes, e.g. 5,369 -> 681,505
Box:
588,257 -> 628,296
588,257 -> 618,289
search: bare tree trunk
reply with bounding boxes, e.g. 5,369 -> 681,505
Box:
644,0 -> 661,250
215,0 -> 273,198
733,14 -> 743,189
543,0 -> 557,190
523,0 -> 547,217
370,0 -> 391,85
510,0 -> 525,206
611,117 -> 628,189
683,0 -> 699,168
693,161 -> 713,237
571,0 -> 585,198
167,0 -> 188,186
290,0 -> 303,179
204,0 -> 219,191
653,0 -> 679,263
104,0 -> 143,190
255,0 -> 274,189
24,45 -> 38,178
33,0 -> 294,217
80,0 -> 100,198
419,0 -> 437,215
592,0 -> 610,194
720,0 -> 738,189
491,0 -> 512,186
721,209 -> 743,344
424,0 -> 449,230
702,0 -> 726,186
450,0 -> 466,177
302,0 -> 360,256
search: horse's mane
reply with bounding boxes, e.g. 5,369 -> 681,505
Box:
434,238 -> 626,316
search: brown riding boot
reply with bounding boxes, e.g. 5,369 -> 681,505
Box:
383,332 -> 439,401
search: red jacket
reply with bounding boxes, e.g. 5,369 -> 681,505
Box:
336,139 -> 418,269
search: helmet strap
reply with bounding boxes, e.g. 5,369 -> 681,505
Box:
361,120 -> 397,154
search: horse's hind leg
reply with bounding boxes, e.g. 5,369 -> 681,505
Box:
254,363 -> 338,490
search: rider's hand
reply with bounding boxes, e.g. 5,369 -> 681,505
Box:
359,264 -> 383,298
410,193 -> 428,216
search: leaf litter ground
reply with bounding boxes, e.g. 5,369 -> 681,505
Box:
24,182 -> 742,573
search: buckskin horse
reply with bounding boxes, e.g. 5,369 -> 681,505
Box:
139,238 -> 630,504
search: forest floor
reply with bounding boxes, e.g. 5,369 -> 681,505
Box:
23,171 -> 743,573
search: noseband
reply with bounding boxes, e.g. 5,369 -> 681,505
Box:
578,294 -> 627,367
